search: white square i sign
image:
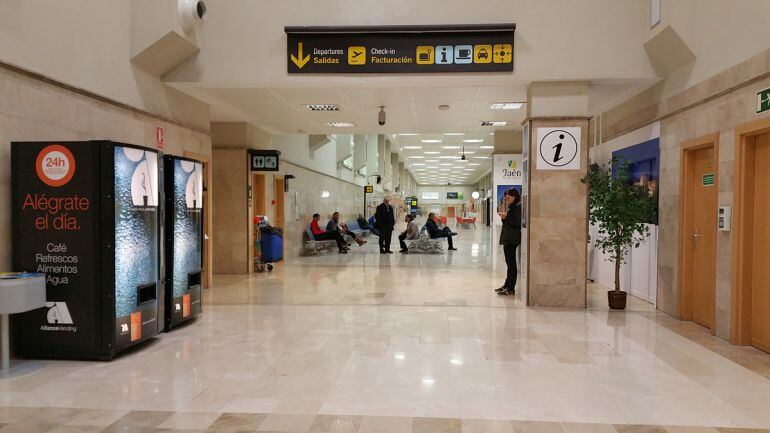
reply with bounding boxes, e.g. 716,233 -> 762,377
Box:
536,127 -> 581,170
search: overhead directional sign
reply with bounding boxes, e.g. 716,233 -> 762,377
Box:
285,24 -> 515,74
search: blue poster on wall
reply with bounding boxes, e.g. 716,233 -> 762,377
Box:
496,184 -> 522,213
612,138 -> 659,224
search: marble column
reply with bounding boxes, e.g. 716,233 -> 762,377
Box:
523,82 -> 590,308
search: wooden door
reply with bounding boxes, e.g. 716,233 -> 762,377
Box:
274,176 -> 285,230
751,133 -> 770,352
686,146 -> 717,329
447,206 -> 455,218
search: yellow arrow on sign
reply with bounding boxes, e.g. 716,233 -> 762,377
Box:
291,42 -> 311,69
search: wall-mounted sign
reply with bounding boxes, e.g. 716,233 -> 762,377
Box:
248,150 -> 280,171
285,24 -> 515,74
156,127 -> 164,150
536,127 -> 581,171
446,192 -> 464,200
364,185 -> 374,194
757,87 -> 770,114
702,173 -> 715,186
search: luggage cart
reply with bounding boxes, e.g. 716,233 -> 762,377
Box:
254,216 -> 283,272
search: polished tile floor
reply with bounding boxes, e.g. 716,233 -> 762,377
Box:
2,226 -> 770,433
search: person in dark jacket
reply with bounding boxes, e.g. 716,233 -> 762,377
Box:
374,198 -> 396,254
425,212 -> 458,251
497,188 -> 522,295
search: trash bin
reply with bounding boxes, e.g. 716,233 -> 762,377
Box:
259,226 -> 283,263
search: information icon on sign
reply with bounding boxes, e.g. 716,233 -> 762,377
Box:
435,46 -> 453,64
536,127 -> 581,171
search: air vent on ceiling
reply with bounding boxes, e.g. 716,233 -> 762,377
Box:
306,104 -> 340,111
480,121 -> 509,127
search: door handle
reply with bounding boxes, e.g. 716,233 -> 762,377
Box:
692,229 -> 702,240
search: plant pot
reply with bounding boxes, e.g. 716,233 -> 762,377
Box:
607,290 -> 627,310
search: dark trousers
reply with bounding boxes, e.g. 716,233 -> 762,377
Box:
315,231 -> 345,250
398,233 -> 409,250
379,229 -> 393,252
431,228 -> 455,249
503,243 -> 519,289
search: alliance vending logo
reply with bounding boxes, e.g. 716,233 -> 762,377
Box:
40,301 -> 77,333
36,144 -> 76,187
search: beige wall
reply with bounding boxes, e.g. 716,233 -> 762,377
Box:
600,46 -> 770,341
211,148 -> 248,274
0,0 -> 209,130
0,64 -> 211,271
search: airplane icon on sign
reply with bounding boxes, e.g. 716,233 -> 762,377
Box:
348,46 -> 366,65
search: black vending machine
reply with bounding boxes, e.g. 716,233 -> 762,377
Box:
163,155 -> 204,331
11,141 -> 163,360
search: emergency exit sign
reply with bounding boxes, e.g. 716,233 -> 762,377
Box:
758,87 -> 770,114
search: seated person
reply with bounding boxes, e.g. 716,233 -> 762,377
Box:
357,213 -> 370,230
365,214 -> 380,237
310,213 -> 348,254
326,212 -> 367,246
425,212 -> 457,251
398,214 -> 420,253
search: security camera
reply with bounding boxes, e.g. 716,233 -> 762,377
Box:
378,106 -> 386,126
178,0 -> 207,31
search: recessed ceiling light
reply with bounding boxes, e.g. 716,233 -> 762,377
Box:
403,146 -> 423,150
479,145 -> 494,149
469,163 -> 481,166
442,145 -> 460,149
425,159 -> 439,163
464,168 -> 475,171
463,139 -> 483,143
408,156 -> 424,159
459,151 -> 475,154
480,121 -> 508,127
398,133 -> 419,136
488,102 -> 524,110
422,139 -> 442,143
443,132 -> 464,136
440,163 -> 453,166
306,104 -> 340,111
440,156 -> 459,159
438,104 -> 450,111
473,156 -> 491,159
424,151 -> 440,155
328,122 -> 354,127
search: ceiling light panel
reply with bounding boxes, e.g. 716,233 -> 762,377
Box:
422,139 -> 442,143
480,121 -> 509,127
463,139 -> 483,143
328,122 -> 354,127
403,146 -> 423,150
488,102 -> 524,110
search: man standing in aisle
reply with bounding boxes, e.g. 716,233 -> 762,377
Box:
375,197 -> 395,254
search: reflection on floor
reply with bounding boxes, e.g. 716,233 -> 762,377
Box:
2,225 -> 770,433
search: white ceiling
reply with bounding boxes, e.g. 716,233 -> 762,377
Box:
196,84 -> 527,186
202,84 -> 528,135
390,132 -> 497,186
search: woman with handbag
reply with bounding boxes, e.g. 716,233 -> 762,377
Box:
497,188 -> 522,296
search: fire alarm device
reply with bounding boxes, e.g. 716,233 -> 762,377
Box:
718,206 -> 731,231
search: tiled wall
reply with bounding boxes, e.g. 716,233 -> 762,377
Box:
212,148 -> 249,274
0,65 -> 211,271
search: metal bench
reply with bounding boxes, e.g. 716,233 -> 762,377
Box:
346,220 -> 370,237
303,227 -> 338,255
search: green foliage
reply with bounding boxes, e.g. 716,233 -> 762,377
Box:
582,158 -> 657,292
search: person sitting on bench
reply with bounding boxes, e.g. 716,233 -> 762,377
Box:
310,213 -> 349,253
398,214 -> 420,253
360,213 -> 380,237
426,212 -> 457,251
327,212 -> 367,246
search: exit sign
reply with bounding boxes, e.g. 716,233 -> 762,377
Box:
758,88 -> 770,114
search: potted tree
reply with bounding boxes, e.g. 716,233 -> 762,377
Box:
583,159 -> 656,310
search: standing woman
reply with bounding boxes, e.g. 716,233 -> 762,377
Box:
497,188 -> 521,295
